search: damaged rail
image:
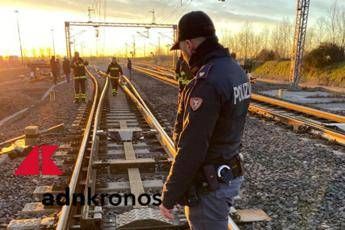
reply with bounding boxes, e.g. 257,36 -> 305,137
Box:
56,67 -> 102,230
55,67 -> 189,229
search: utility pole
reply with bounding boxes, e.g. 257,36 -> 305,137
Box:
144,43 -> 146,57
290,0 -> 311,88
14,10 -> 24,64
51,29 -> 56,56
132,36 -> 136,57
149,9 -> 155,24
158,36 -> 161,57
88,6 -> 95,22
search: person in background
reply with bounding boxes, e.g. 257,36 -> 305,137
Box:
71,51 -> 88,102
63,57 -> 71,83
50,56 -> 58,85
127,58 -> 132,80
56,58 -> 61,80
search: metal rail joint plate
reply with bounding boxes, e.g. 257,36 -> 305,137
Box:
116,208 -> 177,229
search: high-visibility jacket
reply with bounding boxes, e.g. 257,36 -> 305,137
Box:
107,62 -> 123,78
72,57 -> 86,77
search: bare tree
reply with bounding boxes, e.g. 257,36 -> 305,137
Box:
327,0 -> 339,44
315,17 -> 327,45
260,26 -> 271,50
270,18 -> 293,58
305,27 -> 317,52
336,6 -> 345,48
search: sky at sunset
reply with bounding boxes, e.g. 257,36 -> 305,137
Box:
0,0 -> 344,57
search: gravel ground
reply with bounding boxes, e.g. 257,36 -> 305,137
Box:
0,79 -> 82,225
0,68 -> 56,120
0,81 -> 79,142
130,69 -> 345,229
0,135 -> 72,225
0,68 -> 103,227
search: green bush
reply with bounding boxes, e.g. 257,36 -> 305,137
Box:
304,43 -> 345,69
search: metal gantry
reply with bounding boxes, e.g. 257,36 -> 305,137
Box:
290,0 -> 311,87
64,21 -> 177,59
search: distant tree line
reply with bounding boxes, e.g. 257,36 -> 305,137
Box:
220,0 -> 345,67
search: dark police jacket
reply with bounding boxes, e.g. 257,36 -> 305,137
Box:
72,57 -> 86,77
162,38 -> 251,209
106,62 -> 123,78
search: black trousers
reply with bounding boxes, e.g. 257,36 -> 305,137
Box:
74,78 -> 86,94
111,77 -> 119,92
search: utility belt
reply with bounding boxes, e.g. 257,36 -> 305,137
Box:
74,75 -> 87,80
184,153 -> 244,207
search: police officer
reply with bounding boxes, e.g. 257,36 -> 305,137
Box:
72,51 -> 88,102
106,57 -> 123,95
175,54 -> 193,93
160,11 -> 251,229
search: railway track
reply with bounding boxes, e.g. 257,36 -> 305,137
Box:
132,63 -> 345,147
7,66 -> 201,229
5,67 -> 99,229
66,70 -> 190,229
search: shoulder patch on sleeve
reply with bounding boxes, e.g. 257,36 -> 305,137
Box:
196,63 -> 213,79
189,97 -> 203,111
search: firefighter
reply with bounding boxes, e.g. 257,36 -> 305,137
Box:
106,57 -> 123,95
72,51 -> 88,102
160,11 -> 250,229
175,54 -> 193,93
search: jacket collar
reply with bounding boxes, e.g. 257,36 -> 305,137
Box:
188,36 -> 230,75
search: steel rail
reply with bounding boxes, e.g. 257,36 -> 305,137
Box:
135,65 -> 175,79
56,67 -> 100,230
249,103 -> 345,146
251,94 -> 345,123
133,65 -> 178,87
121,75 -> 176,158
97,69 -> 176,158
135,61 -> 175,75
134,63 -> 345,123
133,64 -> 345,146
81,69 -> 110,223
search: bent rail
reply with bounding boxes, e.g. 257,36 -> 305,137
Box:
56,67 -> 101,230
121,75 -> 176,158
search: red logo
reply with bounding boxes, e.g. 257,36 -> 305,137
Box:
15,145 -> 63,176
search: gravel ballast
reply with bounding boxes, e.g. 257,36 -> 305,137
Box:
130,69 -> 345,229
